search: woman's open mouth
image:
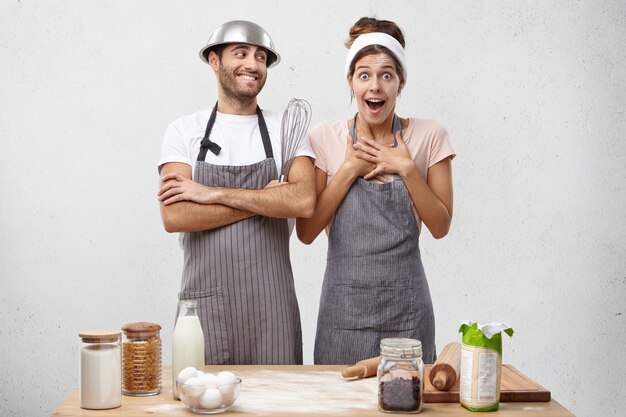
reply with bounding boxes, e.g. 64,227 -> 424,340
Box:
366,99 -> 385,111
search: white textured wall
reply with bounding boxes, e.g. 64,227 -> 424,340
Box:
1,1 -> 624,416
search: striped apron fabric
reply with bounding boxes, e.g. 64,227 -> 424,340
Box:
178,105 -> 303,365
313,114 -> 436,364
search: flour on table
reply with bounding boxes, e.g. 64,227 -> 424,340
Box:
233,370 -> 377,414
145,403 -> 186,413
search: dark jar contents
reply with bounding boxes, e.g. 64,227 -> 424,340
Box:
121,322 -> 162,396
377,338 -> 424,413
379,376 -> 421,412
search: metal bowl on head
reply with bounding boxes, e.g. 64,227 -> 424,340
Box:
178,378 -> 242,414
199,20 -> 280,68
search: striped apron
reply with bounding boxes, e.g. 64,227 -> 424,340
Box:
313,114 -> 436,364
178,105 -> 303,365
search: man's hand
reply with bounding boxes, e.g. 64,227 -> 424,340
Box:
158,172 -> 224,205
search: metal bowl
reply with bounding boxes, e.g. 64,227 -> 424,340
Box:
199,20 -> 280,67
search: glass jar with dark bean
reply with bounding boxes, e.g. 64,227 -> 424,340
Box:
377,338 -> 423,413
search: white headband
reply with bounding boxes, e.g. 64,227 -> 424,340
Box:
344,32 -> 407,82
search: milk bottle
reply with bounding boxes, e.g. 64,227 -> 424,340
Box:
172,300 -> 205,399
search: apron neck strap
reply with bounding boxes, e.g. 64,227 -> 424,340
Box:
256,105 -> 274,159
349,113 -> 403,147
197,101 -> 273,161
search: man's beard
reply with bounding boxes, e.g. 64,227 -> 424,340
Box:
218,63 -> 266,106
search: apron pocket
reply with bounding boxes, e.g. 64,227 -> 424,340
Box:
330,280 -> 416,332
178,287 -> 230,365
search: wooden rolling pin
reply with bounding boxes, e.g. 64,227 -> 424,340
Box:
341,356 -> 380,378
429,342 -> 462,390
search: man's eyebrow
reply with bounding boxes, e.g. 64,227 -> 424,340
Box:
231,44 -> 251,50
229,44 -> 267,55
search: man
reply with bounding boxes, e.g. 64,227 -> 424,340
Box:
157,20 -> 315,365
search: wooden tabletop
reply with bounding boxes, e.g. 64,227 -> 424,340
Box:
51,365 -> 576,416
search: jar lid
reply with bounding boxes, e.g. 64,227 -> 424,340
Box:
121,322 -> 162,333
380,338 -> 422,358
79,329 -> 122,343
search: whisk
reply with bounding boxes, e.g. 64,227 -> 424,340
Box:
279,98 -> 312,182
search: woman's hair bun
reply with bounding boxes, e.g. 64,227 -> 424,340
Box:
345,17 -> 405,49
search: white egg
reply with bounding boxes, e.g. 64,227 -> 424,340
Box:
181,392 -> 201,409
183,377 -> 207,397
220,390 -> 235,405
217,371 -> 238,395
199,372 -> 219,388
199,388 -> 223,409
196,370 -> 204,377
217,371 -> 237,384
177,366 -> 199,386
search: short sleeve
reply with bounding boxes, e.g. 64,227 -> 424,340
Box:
429,122 -> 456,167
309,122 -> 328,173
158,121 -> 192,172
293,130 -> 316,161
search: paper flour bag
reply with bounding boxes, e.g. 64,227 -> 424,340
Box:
458,321 -> 514,411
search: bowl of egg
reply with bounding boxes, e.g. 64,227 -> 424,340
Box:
177,367 -> 241,414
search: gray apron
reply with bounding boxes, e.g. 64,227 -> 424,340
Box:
314,114 -> 436,364
178,104 -> 303,365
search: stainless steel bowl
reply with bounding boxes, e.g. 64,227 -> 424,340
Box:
199,20 -> 280,68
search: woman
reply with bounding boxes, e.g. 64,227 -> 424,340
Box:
297,17 -> 455,364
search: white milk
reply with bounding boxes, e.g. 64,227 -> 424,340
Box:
80,344 -> 122,409
172,315 -> 205,399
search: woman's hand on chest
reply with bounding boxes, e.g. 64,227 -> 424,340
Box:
353,132 -> 415,180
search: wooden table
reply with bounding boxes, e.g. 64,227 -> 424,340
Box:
51,365 -> 576,416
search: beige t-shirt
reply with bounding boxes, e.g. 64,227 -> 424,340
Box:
309,117 -> 455,230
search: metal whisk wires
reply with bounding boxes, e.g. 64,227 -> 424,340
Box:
279,98 -> 312,182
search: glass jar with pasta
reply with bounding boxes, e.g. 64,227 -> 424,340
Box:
121,322 -> 162,396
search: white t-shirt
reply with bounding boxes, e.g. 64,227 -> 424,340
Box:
158,107 -> 315,178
